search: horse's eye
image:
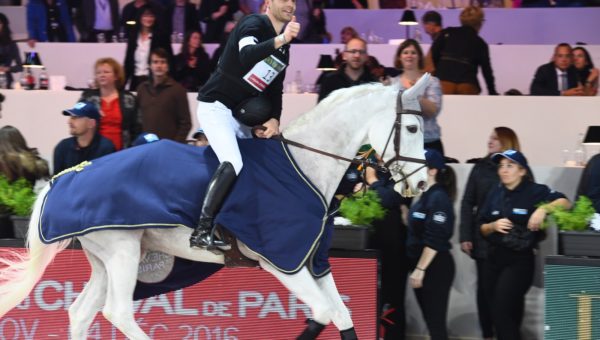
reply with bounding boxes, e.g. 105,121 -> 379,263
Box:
407,125 -> 418,133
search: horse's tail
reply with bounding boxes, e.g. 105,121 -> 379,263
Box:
0,183 -> 71,317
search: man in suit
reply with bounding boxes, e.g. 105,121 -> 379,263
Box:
530,43 -> 583,96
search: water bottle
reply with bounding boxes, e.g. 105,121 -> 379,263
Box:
574,133 -> 586,166
414,27 -> 422,43
39,67 -> 49,90
0,72 -> 7,89
293,70 -> 303,93
118,28 -> 126,43
97,32 -> 106,43
24,68 -> 35,90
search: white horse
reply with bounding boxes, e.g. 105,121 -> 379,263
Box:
0,75 -> 430,339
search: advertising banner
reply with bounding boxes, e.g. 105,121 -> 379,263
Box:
1,248 -> 377,339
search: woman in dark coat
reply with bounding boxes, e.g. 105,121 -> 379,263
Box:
173,30 -> 211,92
123,5 -> 173,91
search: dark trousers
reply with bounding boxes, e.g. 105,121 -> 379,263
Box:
371,210 -> 409,340
483,248 -> 534,340
475,258 -> 494,338
413,251 -> 455,340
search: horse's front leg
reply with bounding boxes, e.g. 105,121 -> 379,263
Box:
316,273 -> 358,340
258,259 -> 332,339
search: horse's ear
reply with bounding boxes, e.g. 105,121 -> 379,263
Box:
400,73 -> 431,112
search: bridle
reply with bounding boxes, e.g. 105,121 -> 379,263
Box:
379,90 -> 427,187
260,90 -> 427,186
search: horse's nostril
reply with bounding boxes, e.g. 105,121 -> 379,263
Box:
417,181 -> 427,190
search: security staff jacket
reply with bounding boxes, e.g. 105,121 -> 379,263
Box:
198,14 -> 289,121
478,180 -> 566,251
407,183 -> 454,259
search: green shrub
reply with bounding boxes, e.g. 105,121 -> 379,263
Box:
0,176 -> 36,216
339,190 -> 386,226
544,196 -> 596,231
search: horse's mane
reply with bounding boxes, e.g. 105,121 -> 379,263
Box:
283,82 -> 392,135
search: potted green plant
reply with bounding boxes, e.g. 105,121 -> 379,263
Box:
544,196 -> 599,257
0,176 -> 36,238
332,190 -> 386,250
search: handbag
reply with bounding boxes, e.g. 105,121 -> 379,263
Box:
499,225 -> 537,251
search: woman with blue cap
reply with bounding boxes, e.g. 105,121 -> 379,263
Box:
406,148 -> 456,340
478,149 -> 570,340
459,126 -> 521,340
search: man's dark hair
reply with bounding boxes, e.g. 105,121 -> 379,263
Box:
150,47 -> 170,60
555,42 -> 572,53
422,11 -> 442,26
0,92 -> 5,103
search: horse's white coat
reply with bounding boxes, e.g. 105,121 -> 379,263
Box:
0,76 -> 429,339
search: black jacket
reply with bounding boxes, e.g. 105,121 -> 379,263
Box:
79,89 -> 141,148
166,2 -> 199,35
431,26 -> 497,95
460,156 -> 497,259
78,0 -> 119,41
479,179 -> 566,252
530,62 -> 579,96
198,14 -> 288,121
174,47 -> 211,92
53,133 -> 116,175
576,153 -> 600,212
123,27 -> 173,87
407,183 -> 455,259
317,65 -> 376,102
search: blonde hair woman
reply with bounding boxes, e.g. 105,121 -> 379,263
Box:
80,58 -> 141,150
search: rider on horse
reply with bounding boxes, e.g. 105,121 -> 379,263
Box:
190,0 -> 301,249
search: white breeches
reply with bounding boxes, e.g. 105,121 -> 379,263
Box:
196,100 -> 253,174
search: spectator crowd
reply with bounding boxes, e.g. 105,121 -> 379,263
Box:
0,2 -> 598,340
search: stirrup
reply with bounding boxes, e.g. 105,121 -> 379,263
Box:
190,225 -> 230,250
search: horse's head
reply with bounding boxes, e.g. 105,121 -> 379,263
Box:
367,74 -> 430,197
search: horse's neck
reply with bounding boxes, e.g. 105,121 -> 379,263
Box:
282,106 -> 369,203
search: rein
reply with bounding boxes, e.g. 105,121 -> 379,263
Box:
253,90 -> 428,186
271,133 -> 386,172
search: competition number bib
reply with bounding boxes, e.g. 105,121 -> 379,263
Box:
243,55 -> 286,92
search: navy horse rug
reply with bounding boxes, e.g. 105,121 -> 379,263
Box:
39,139 -> 333,276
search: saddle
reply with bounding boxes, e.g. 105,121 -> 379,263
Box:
220,226 -> 259,268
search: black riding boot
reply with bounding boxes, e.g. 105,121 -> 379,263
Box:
297,319 -> 326,340
340,327 -> 358,340
189,162 -> 237,249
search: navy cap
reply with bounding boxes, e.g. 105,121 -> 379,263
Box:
132,132 -> 160,146
492,149 -> 529,168
425,148 -> 446,170
63,101 -> 100,120
192,128 -> 206,139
